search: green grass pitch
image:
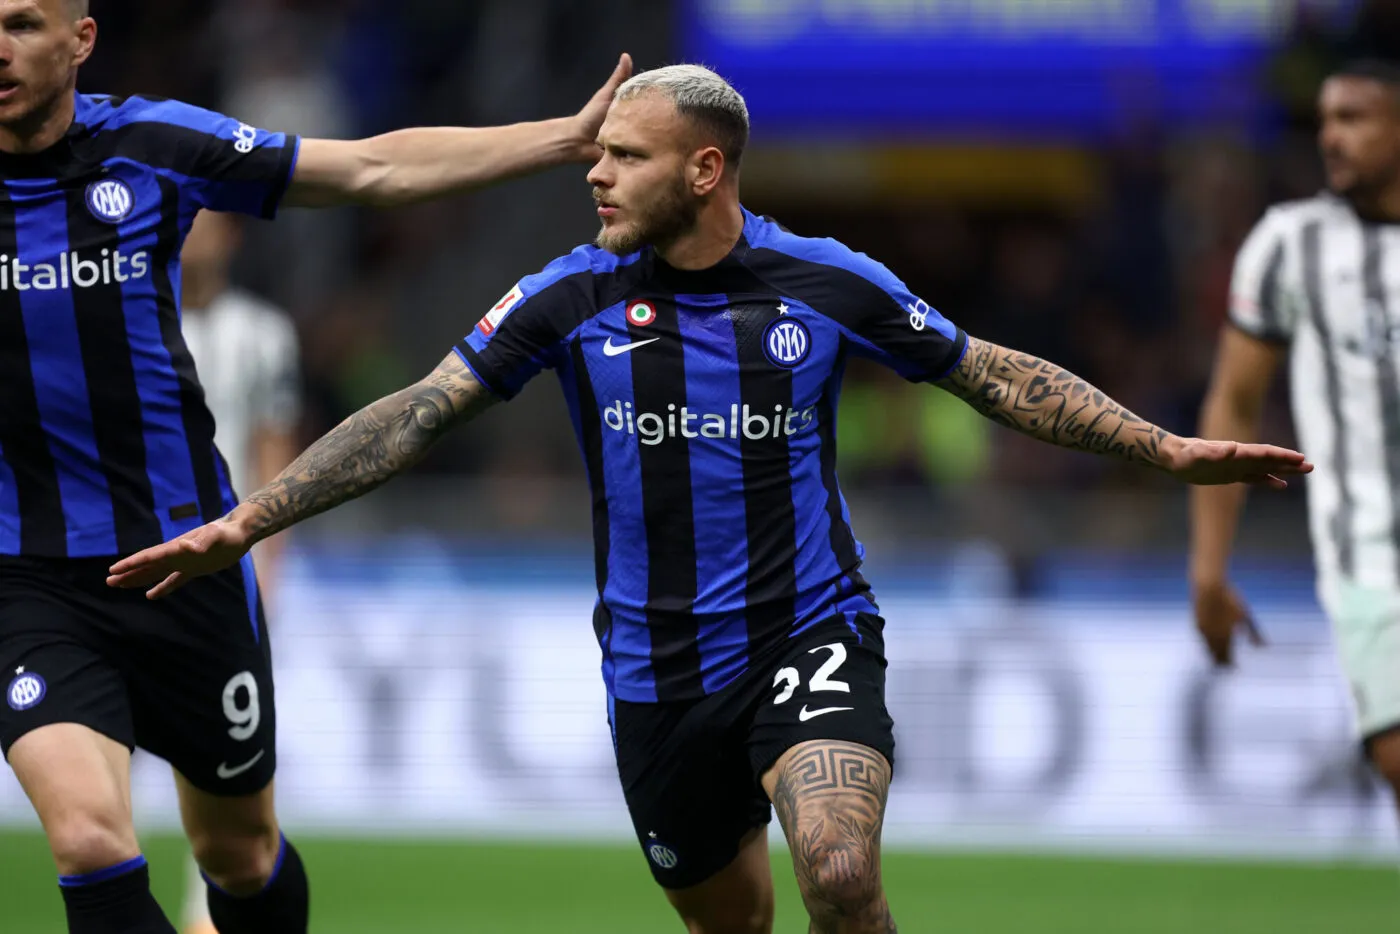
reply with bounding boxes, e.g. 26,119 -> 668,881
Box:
3,832 -> 1397,933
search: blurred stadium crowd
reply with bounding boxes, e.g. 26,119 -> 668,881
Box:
76,0 -> 1400,547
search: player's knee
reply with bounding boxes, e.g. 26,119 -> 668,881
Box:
189,820 -> 281,895
799,842 -> 880,916
47,811 -> 140,877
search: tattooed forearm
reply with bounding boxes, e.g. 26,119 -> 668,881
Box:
771,741 -> 896,934
939,336 -> 1170,469
238,355 -> 491,542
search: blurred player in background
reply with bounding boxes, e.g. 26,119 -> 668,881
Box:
112,65 -> 1310,934
181,211 -> 301,599
0,1 -> 632,932
1193,59 -> 1400,819
177,208 -> 301,934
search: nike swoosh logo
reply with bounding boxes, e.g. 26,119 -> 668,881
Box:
603,337 -> 659,357
216,749 -> 266,780
798,705 -> 854,722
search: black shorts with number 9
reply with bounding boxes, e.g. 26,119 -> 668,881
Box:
0,555 -> 276,796
609,612 -> 895,890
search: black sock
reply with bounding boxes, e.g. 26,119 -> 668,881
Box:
206,834 -> 309,934
59,856 -> 177,934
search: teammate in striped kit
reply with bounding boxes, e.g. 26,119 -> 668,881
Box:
1193,60 -> 1400,818
112,66 -> 1310,933
0,3 -> 632,932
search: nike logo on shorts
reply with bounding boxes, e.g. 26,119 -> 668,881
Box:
603,337 -> 659,357
216,749 -> 266,780
798,705 -> 854,722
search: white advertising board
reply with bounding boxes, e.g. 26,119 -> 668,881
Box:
2,575 -> 1393,858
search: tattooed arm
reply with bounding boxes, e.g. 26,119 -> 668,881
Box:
107,353 -> 495,597
937,335 -> 1174,468
237,353 -> 492,543
937,335 -> 1310,485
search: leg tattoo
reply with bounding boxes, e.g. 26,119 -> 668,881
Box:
770,741 -> 896,934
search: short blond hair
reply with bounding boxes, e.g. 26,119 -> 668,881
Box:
616,64 -> 750,166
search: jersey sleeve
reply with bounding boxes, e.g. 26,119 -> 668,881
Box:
1229,209 -> 1296,343
250,312 -> 303,432
453,252 -> 593,401
839,255 -> 966,381
139,99 -> 300,219
766,240 -> 966,382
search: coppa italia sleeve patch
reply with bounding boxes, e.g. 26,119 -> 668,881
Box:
477,284 -> 525,336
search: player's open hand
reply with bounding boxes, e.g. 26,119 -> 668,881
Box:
1192,579 -> 1264,666
106,519 -> 252,599
1162,437 -> 1312,490
572,53 -> 634,160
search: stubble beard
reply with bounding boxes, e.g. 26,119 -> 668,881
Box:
595,177 -> 699,256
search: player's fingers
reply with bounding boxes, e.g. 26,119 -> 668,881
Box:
146,571 -> 186,600
1242,613 -> 1266,647
1207,632 -> 1232,667
1197,618 -> 1230,666
1236,443 -> 1307,463
108,547 -> 164,575
1240,457 -> 1313,479
1253,457 -> 1312,475
109,535 -> 202,573
597,53 -> 633,99
106,565 -> 166,589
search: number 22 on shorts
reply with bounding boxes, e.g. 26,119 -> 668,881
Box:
771,642 -> 853,717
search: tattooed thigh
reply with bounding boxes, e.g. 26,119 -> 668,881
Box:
764,740 -> 891,906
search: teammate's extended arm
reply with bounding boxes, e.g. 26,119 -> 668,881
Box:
936,335 -> 1308,487
107,353 -> 495,597
284,55 -> 632,208
1189,327 -> 1287,664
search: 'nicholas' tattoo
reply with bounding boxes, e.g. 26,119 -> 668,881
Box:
939,336 -> 1169,467
243,355 -> 490,541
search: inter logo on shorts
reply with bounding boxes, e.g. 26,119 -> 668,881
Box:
85,178 -> 135,223
763,317 -> 810,368
627,301 -> 656,327
7,671 -> 46,711
647,843 -> 679,869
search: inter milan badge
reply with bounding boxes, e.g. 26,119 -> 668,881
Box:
7,668 -> 46,711
85,177 -> 136,224
763,316 -> 811,368
627,300 -> 656,327
647,841 -> 679,870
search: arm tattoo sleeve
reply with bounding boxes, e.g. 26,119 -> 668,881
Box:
241,354 -> 492,542
939,336 -> 1169,468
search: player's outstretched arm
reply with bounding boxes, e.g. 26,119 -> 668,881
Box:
1190,327 -> 1287,665
107,353 -> 495,598
936,335 -> 1311,488
285,54 -> 632,208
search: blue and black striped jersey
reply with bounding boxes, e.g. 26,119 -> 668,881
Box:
456,209 -> 967,703
0,93 -> 299,558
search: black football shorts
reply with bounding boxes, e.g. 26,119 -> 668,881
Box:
0,554 -> 276,796
609,611 -> 894,889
